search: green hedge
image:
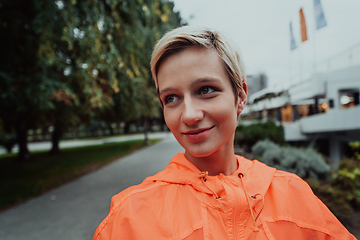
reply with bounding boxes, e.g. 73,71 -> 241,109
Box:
235,121 -> 284,151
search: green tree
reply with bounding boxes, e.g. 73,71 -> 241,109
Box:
94,0 -> 182,138
0,0 -> 182,159
56,0 -> 182,145
0,0 -> 59,161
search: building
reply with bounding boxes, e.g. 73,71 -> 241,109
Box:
247,73 -> 268,97
244,44 -> 360,169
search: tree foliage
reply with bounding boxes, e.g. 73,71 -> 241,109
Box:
0,0 -> 59,160
0,0 -> 182,160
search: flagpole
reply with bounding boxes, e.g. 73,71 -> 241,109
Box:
298,42 -> 303,83
313,21 -> 317,74
289,22 -> 297,86
289,48 -> 292,85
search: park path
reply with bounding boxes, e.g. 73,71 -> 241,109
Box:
0,133 -> 183,240
0,132 -> 169,155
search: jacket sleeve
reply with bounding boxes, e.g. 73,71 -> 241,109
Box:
265,171 -> 357,240
314,195 -> 357,240
298,176 -> 356,240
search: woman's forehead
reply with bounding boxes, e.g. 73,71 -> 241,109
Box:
157,48 -> 231,92
155,47 -> 222,84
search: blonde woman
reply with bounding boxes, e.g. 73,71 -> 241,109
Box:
93,26 -> 355,240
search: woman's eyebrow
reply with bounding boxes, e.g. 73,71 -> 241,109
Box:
158,87 -> 174,96
158,78 -> 222,96
190,78 -> 221,87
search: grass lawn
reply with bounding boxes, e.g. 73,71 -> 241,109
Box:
0,139 -> 160,211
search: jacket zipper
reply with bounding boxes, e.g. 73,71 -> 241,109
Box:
231,182 -> 242,240
220,176 -> 242,240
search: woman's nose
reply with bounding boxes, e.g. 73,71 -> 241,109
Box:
181,98 -> 204,125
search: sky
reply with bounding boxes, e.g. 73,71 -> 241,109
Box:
171,0 -> 360,90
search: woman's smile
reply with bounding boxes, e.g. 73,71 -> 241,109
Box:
182,126 -> 215,142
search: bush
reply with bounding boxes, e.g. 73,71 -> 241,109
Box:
331,143 -> 360,209
308,156 -> 360,221
307,142 -> 360,222
332,159 -> 360,207
252,139 -> 330,180
307,178 -> 354,220
235,121 -> 284,151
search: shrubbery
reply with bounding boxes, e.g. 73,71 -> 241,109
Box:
235,121 -> 284,151
308,142 -> 360,221
252,139 -> 330,180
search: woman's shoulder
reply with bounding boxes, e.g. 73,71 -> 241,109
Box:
93,180 -> 169,239
109,180 -> 167,210
241,156 -> 307,187
271,168 -> 313,193
273,168 -> 307,185
94,177 -> 203,240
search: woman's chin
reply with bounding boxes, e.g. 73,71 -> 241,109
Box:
184,149 -> 215,159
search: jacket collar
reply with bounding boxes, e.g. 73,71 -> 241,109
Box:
144,152 -> 276,202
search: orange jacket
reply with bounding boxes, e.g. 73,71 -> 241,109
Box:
93,153 -> 356,240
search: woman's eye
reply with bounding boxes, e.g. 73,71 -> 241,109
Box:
200,86 -> 215,95
165,95 -> 177,103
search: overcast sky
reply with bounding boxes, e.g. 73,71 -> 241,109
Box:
171,0 -> 360,89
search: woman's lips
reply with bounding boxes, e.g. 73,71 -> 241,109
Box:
182,126 -> 215,141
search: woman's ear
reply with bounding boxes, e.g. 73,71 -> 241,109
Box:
237,82 -> 247,114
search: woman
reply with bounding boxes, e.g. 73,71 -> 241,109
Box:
93,26 -> 355,240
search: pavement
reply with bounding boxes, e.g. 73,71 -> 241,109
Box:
0,132 -> 170,155
0,133 -> 183,240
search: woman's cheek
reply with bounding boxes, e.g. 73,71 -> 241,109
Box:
164,110 -> 178,130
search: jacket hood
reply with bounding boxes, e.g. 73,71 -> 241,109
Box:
144,152 -> 276,202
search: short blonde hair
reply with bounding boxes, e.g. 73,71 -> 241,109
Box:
150,26 -> 246,97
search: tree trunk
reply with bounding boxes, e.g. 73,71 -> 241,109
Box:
72,129 -> 78,139
41,126 -> 49,141
148,119 -> 153,132
108,123 -> 114,136
124,122 -> 130,134
143,117 -> 149,145
136,120 -> 141,133
15,117 -> 30,161
50,120 -> 63,155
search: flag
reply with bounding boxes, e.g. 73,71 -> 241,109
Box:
314,0 -> 327,30
290,22 -> 297,50
299,8 -> 308,42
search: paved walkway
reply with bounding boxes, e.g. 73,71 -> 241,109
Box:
0,133 -> 183,240
0,132 -> 169,155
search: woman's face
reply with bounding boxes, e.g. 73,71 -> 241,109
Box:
157,47 -> 246,159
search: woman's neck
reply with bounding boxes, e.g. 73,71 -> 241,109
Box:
184,142 -> 238,176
